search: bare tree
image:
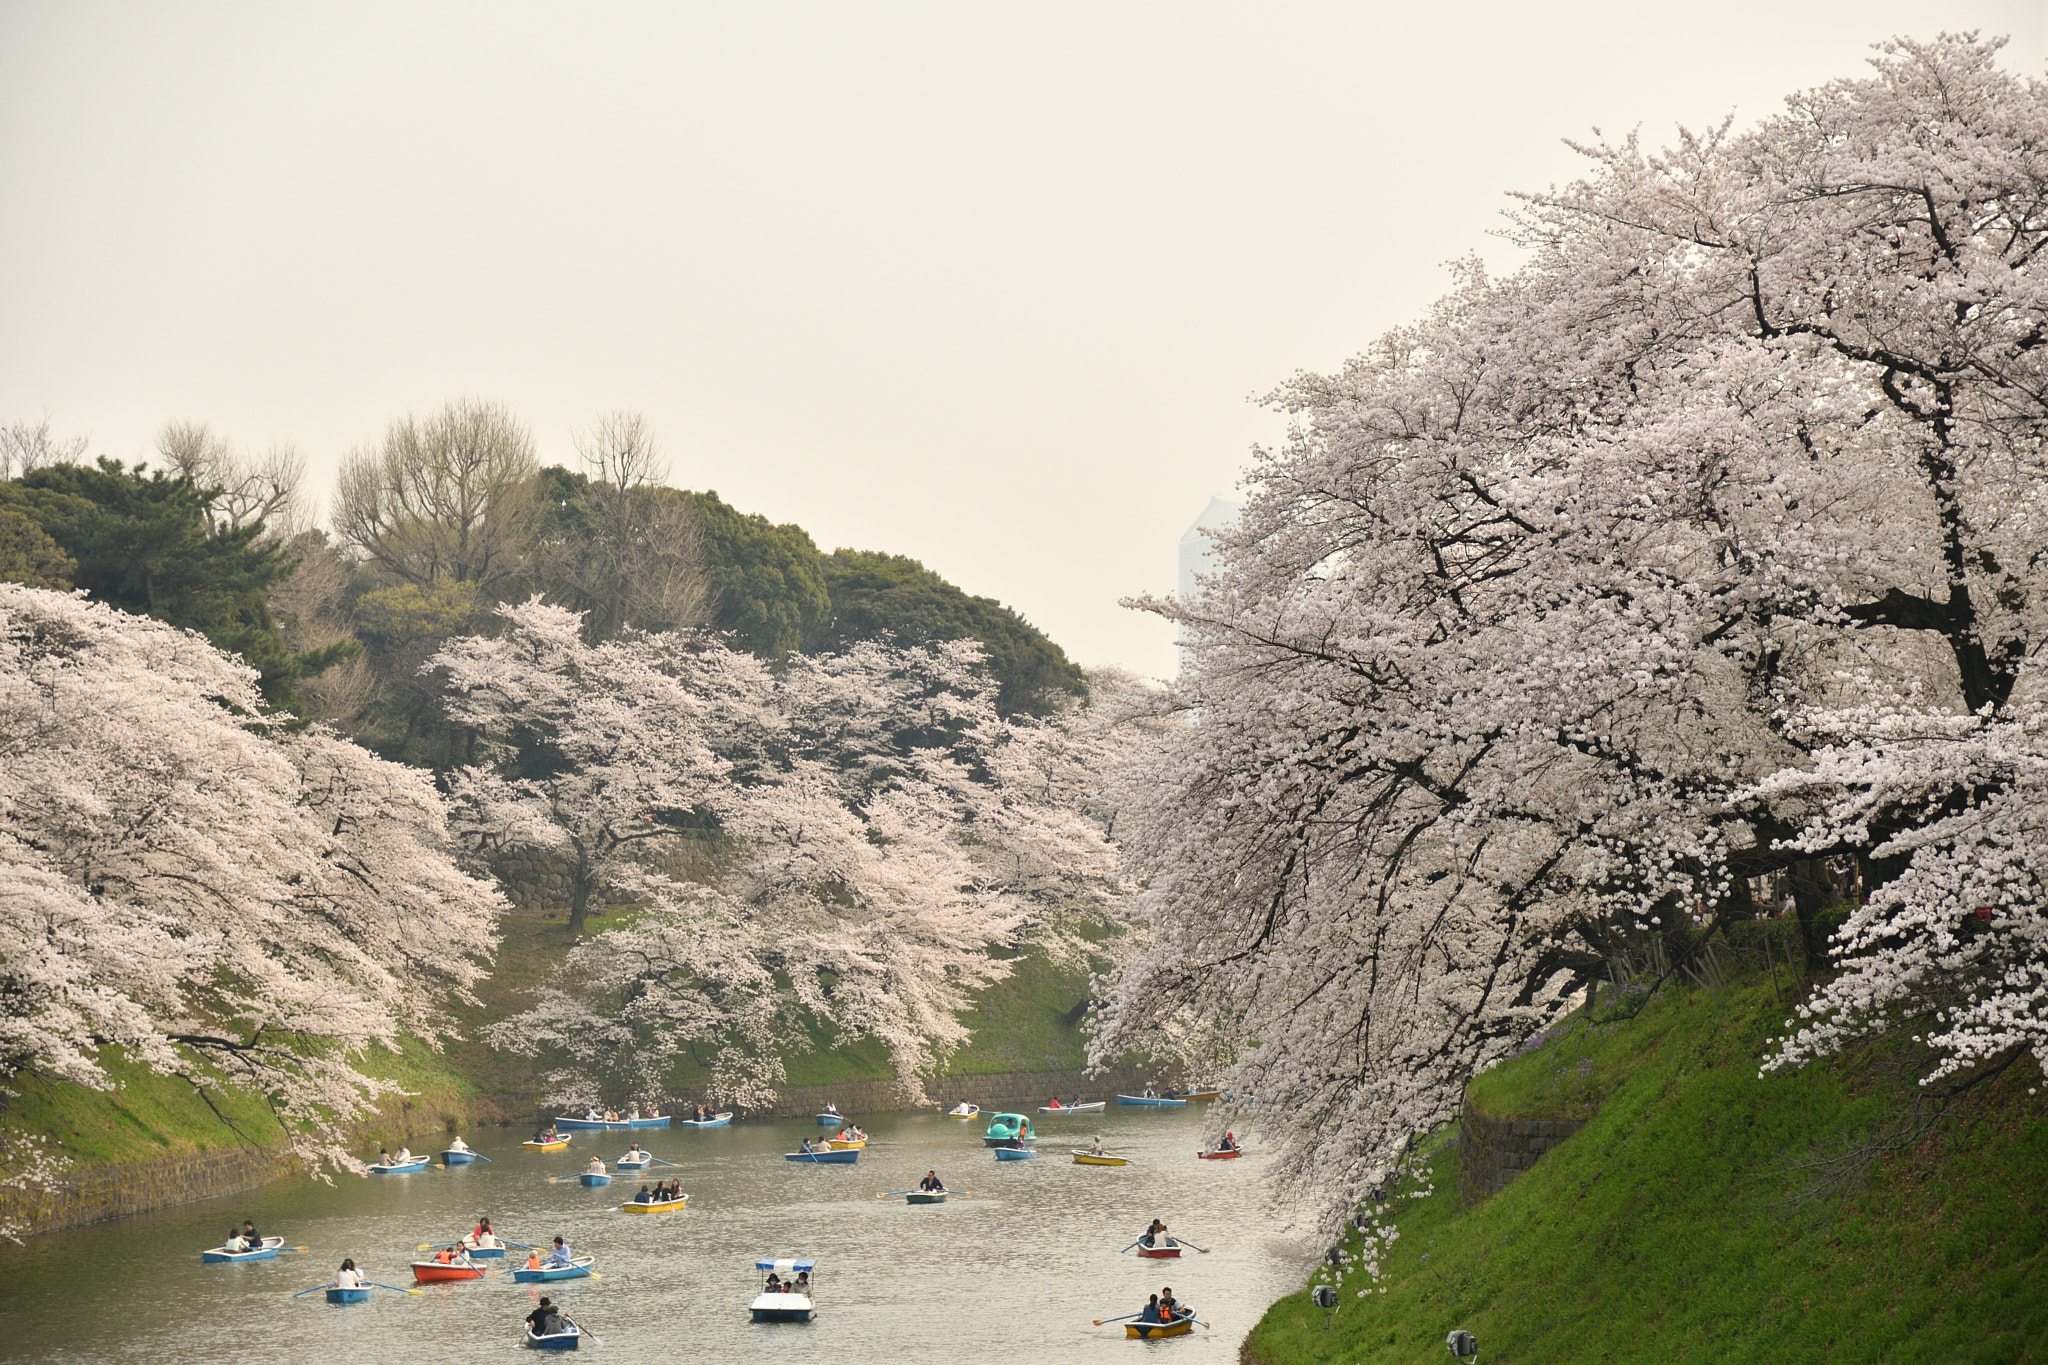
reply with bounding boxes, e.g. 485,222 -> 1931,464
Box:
156,420 -> 310,537
333,398 -> 540,592
531,411 -> 706,637
0,416 -> 89,480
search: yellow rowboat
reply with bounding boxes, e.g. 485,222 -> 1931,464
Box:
619,1194 -> 689,1213
826,1138 -> 866,1150
524,1138 -> 571,1151
1126,1317 -> 1194,1338
941,1104 -> 979,1119
1072,1151 -> 1128,1166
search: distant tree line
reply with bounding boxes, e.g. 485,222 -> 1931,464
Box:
0,401 -> 1089,769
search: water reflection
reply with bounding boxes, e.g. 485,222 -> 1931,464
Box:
0,1107 -> 1309,1362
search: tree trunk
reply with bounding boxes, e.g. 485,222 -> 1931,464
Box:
568,875 -> 592,936
1790,859 -> 1835,974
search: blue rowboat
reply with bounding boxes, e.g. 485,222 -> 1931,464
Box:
1115,1094 -> 1188,1108
626,1115 -> 671,1129
554,1116 -> 620,1131
994,1146 -> 1038,1161
202,1236 -> 283,1263
677,1112 -> 732,1128
442,1149 -> 476,1165
369,1157 -> 432,1173
784,1148 -> 858,1164
580,1172 -> 611,1187
616,1156 -> 652,1170
514,1256 -> 594,1283
526,1316 -> 581,1350
462,1244 -> 507,1258
325,1286 -> 372,1304
814,1112 -> 843,1126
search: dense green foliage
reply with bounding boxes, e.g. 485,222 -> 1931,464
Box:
818,549 -> 1087,716
0,508 -> 74,589
1244,963 -> 2048,1365
678,488 -> 832,657
2,461 -> 353,710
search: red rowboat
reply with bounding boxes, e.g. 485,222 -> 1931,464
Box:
1137,1241 -> 1183,1259
411,1258 -> 486,1283
1197,1148 -> 1242,1159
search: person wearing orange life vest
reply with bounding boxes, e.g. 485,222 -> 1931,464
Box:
525,1249 -> 545,1271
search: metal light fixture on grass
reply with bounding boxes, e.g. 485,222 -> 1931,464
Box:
1311,1284 -> 1338,1329
1447,1328 -> 1479,1361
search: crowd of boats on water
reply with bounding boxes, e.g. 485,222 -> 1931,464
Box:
203,1086 -> 1235,1347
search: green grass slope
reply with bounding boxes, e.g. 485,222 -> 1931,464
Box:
1244,969 -> 2048,1365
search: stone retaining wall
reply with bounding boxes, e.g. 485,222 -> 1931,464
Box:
723,1065 -> 1182,1121
1457,1097 -> 1585,1204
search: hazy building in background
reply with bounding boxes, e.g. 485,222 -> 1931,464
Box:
1178,496 -> 1239,671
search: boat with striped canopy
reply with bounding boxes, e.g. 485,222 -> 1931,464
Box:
750,1258 -> 817,1322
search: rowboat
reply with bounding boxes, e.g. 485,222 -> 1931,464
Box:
325,1286 -> 372,1304
458,1241 -> 508,1258
1072,1151 -> 1128,1166
993,1146 -> 1038,1161
825,1136 -> 865,1150
983,1113 -> 1035,1146
1038,1101 -> 1105,1114
580,1172 -> 611,1187
411,1257 -> 486,1283
814,1111 -> 844,1126
1117,1094 -> 1187,1108
201,1235 -> 284,1263
750,1258 -> 817,1322
1197,1148 -> 1242,1159
941,1103 -> 979,1119
784,1147 -> 858,1164
514,1256 -> 595,1283
1173,1088 -> 1223,1101
1137,1237 -> 1183,1259
1127,1315 -> 1196,1338
369,1157 -> 431,1173
442,1148 -> 477,1165
615,1152 -> 654,1169
620,1193 -> 689,1213
676,1112 -> 732,1128
526,1316 -> 581,1350
555,1114 -> 671,1130
906,1191 -> 947,1204
524,1136 -> 571,1151
626,1115 -> 671,1128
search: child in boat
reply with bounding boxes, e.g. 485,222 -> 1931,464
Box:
547,1236 -> 572,1267
1090,1137 -> 1105,1156
336,1259 -> 362,1289
525,1250 -> 546,1271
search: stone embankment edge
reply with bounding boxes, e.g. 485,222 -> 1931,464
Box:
9,1064 -> 1186,1239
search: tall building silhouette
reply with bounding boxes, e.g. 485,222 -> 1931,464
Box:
1178,496 -> 1240,671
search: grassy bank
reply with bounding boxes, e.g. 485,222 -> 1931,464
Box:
1244,966 -> 2048,1365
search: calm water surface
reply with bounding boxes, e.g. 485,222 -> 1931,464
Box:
0,1107 -> 1309,1363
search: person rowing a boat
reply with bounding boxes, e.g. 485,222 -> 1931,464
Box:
465,1216 -> 498,1251
525,1297 -> 562,1338
1140,1218 -> 1167,1249
336,1259 -> 362,1289
1218,1130 -> 1238,1153
547,1236 -> 573,1268
919,1170 -> 945,1192
586,1156 -> 606,1176
624,1142 -> 648,1164
634,1183 -> 653,1203
584,1106 -> 602,1122
1089,1137 -> 1105,1156
447,1134 -> 470,1155
1160,1287 -> 1186,1321
239,1220 -> 262,1249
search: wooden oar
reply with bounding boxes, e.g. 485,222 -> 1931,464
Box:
1093,1311 -> 1143,1325
468,1153 -> 494,1163
1119,1239 -> 1145,1254
876,1188 -> 920,1198
292,1282 -> 336,1298
1178,1239 -> 1212,1253
369,1281 -> 423,1295
646,1156 -> 677,1166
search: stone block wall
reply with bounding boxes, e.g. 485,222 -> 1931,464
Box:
1,1144 -> 300,1237
725,1065 -> 1182,1121
1458,1097 -> 1585,1204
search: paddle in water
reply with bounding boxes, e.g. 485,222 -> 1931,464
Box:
1093,1311 -> 1144,1325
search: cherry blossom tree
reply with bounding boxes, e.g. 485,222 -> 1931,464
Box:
443,602 -> 1128,1105
1093,34 -> 2048,1252
0,584 -> 502,1173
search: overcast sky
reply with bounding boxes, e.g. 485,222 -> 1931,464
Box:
5,3 -> 2044,679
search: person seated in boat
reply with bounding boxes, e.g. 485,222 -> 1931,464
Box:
585,1106 -> 602,1121
1160,1288 -> 1184,1320
1140,1218 -> 1167,1248
634,1183 -> 653,1203
465,1216 -> 497,1250
919,1170 -> 945,1192
1139,1293 -> 1161,1323
336,1258 -> 362,1289
665,1180 -> 682,1201
795,1270 -> 810,1292
433,1245 -> 459,1265
396,1146 -> 413,1164
1089,1136 -> 1105,1156
240,1220 -> 261,1248
1144,1088 -> 1159,1098
822,1101 -> 838,1115
377,1147 -> 393,1166
586,1156 -> 606,1175
447,1135 -> 469,1153
223,1225 -> 246,1252
1218,1130 -> 1237,1153
764,1271 -> 782,1293
525,1297 -> 561,1338
604,1107 -> 619,1122
525,1249 -> 546,1271
547,1236 -> 572,1268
